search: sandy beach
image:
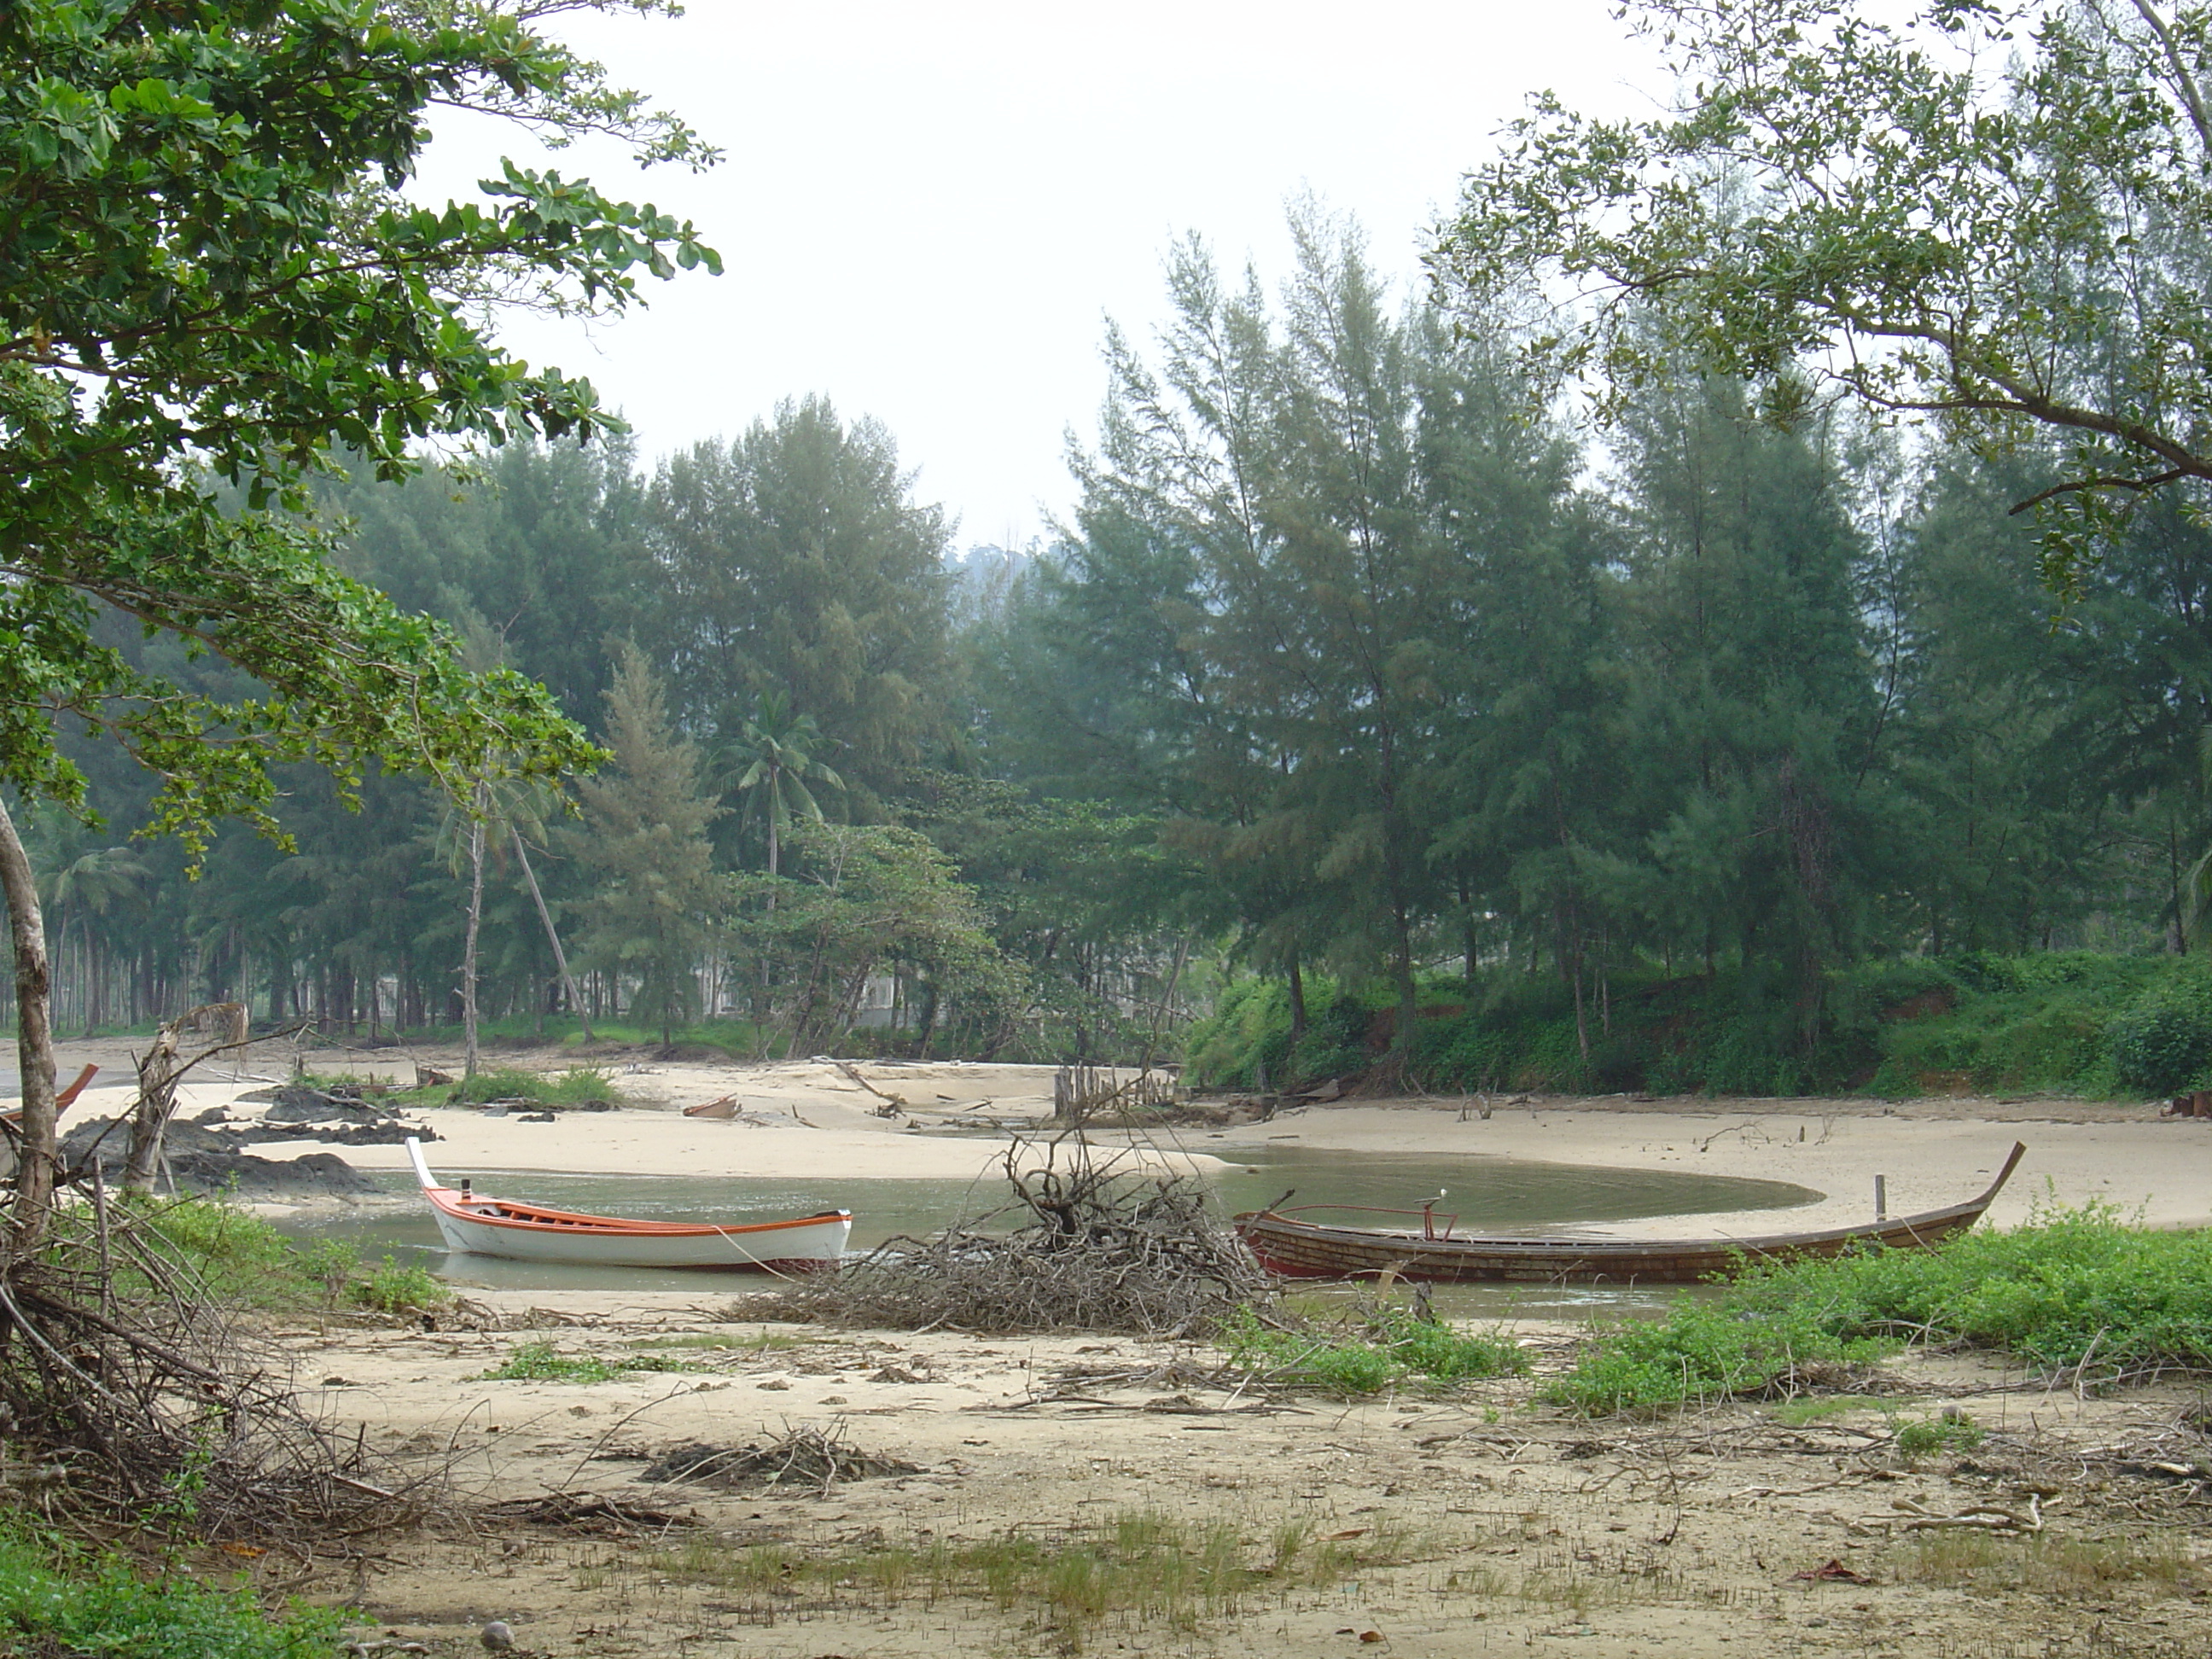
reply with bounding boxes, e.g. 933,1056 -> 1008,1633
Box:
20,1039 -> 2212,1655
34,1035 -> 2212,1236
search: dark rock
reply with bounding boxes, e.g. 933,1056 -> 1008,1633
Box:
230,1118 -> 434,1147
60,1115 -> 376,1198
264,1089 -> 387,1126
167,1150 -> 375,1199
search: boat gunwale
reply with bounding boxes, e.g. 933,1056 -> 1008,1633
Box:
404,1138 -> 849,1239
419,1183 -> 849,1238
1232,1142 -> 2027,1266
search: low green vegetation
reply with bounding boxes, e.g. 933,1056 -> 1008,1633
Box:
1768,1394 -> 1893,1426
1550,1202 -> 2212,1414
1893,1410 -> 1986,1465
1182,952 -> 2212,1099
626,1331 -> 811,1353
54,1199 -> 451,1319
1219,1304 -> 1528,1394
125,1196 -> 303,1306
1898,1529 -> 2191,1594
649,1509 -> 1424,1638
350,1254 -> 451,1315
404,1066 -> 626,1110
0,1530 -> 343,1659
474,1340 -> 696,1383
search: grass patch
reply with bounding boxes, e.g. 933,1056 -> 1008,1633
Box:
0,1529 -> 343,1658
626,1331 -> 812,1353
1220,1303 -> 1528,1394
1896,1529 -> 2190,1593
1770,1394 -> 1893,1425
60,1196 -> 443,1318
1891,1409 -> 1985,1464
350,1254 -> 450,1314
649,1508 -> 1427,1638
418,1066 -> 625,1110
1548,1200 -> 2212,1414
474,1339 -> 696,1383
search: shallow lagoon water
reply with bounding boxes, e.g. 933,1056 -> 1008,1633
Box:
275,1145 -> 1818,1317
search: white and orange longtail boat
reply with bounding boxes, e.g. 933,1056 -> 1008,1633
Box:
405,1138 -> 850,1272
1,1064 -> 101,1177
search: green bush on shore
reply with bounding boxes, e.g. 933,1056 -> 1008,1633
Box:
0,1528 -> 344,1658
1219,1303 -> 1529,1394
57,1196 -> 448,1318
1547,1202 -> 2212,1414
1180,951 -> 2212,1099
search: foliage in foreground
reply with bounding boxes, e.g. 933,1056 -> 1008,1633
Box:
1548,1203 -> 2212,1414
0,1531 -> 342,1659
1220,1304 -> 1528,1395
85,1197 -> 449,1318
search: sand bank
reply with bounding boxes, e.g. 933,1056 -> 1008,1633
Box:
26,1039 -> 2212,1237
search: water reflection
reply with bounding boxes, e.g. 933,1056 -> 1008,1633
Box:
273,1144 -> 1815,1314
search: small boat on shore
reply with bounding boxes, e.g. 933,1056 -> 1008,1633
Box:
0,1063 -> 102,1131
405,1138 -> 850,1272
1,1064 -> 101,1177
1233,1143 -> 2028,1284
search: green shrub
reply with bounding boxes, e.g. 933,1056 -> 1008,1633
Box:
2106,972 -> 2212,1094
100,1197 -> 312,1307
0,1532 -> 342,1659
295,1237 -> 361,1305
433,1066 -> 626,1110
545,1067 -> 621,1108
1548,1202 -> 2212,1414
474,1340 -> 694,1383
1542,1293 -> 1887,1415
351,1254 -> 450,1314
1218,1304 -> 1527,1394
1893,1410 -> 1984,1464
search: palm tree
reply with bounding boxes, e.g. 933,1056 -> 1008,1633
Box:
719,690 -> 844,882
38,846 -> 152,1036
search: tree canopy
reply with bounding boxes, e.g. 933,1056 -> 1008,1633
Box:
1436,0 -> 2212,582
0,0 -> 719,838
0,0 -> 717,1237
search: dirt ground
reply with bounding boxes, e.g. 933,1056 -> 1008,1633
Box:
242,1289 -> 2212,1659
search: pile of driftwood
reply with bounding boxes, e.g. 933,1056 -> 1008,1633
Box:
0,1185 -> 422,1540
759,1135 -> 1268,1337
642,1425 -> 919,1496
1051,1065 -> 1179,1123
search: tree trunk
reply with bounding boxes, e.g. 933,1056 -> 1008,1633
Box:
1287,956 -> 1308,1044
0,796 -> 59,1248
513,828 -> 591,1040
124,1004 -> 247,1196
121,1020 -> 183,1196
463,795 -> 486,1078
913,978 -> 940,1059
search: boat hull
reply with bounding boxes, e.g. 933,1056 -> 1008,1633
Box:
1236,1208 -> 1988,1284
406,1138 -> 850,1272
423,1202 -> 851,1270
1233,1143 -> 2027,1285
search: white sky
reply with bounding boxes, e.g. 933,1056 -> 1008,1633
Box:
421,1 -> 1666,550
